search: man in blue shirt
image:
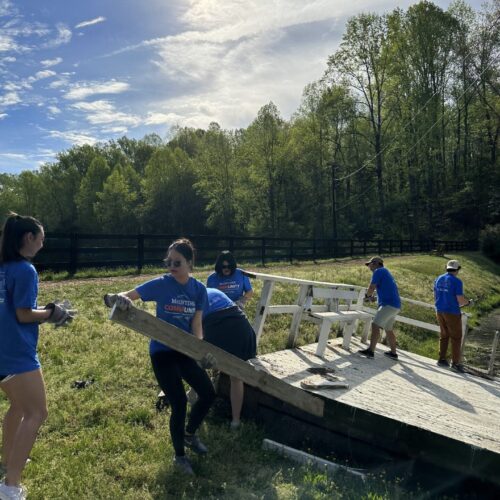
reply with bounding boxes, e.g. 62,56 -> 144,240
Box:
434,260 -> 471,373
359,256 -> 401,360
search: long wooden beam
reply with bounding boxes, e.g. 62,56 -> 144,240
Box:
109,305 -> 324,417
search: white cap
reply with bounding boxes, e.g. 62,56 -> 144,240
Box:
446,260 -> 461,271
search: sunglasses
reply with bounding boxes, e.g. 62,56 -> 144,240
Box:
221,265 -> 231,269
165,259 -> 183,268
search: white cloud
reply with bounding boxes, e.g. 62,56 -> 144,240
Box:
29,70 -> 57,82
0,152 -> 26,160
43,23 -> 71,49
144,112 -> 184,126
47,105 -> 61,114
0,56 -> 16,64
75,16 -> 106,29
40,57 -> 62,67
0,91 -> 21,106
48,129 -> 98,146
64,80 -> 130,100
71,99 -> 141,127
0,113 -> 8,119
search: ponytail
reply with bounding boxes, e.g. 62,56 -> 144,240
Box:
0,212 -> 43,263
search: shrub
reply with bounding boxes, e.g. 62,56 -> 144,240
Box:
479,224 -> 500,262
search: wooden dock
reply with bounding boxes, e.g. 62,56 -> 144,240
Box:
239,337 -> 500,485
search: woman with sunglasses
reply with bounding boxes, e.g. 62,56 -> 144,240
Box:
207,251 -> 253,310
203,287 -> 256,430
104,238 -> 215,476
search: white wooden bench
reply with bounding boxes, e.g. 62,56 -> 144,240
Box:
308,287 -> 373,356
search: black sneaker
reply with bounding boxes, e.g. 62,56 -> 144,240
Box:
174,455 -> 194,475
437,359 -> 450,368
451,363 -> 466,373
358,348 -> 374,358
384,351 -> 398,360
185,434 -> 208,455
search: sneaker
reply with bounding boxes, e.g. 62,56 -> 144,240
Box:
0,482 -> 26,500
184,434 -> 208,455
451,363 -> 466,373
358,348 -> 374,358
173,455 -> 194,476
437,359 -> 450,367
384,351 -> 398,360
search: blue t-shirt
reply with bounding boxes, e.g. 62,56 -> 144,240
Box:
136,274 -> 208,355
204,288 -> 235,318
0,260 -> 40,374
434,273 -> 463,314
371,267 -> 401,309
206,268 -> 252,302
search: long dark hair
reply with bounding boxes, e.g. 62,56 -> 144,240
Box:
0,212 -> 43,263
214,250 -> 236,276
165,238 -> 195,269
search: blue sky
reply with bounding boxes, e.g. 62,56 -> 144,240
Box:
0,0 -> 484,174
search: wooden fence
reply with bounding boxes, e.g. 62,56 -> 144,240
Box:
32,233 -> 478,273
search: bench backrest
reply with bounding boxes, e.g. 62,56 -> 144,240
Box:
311,286 -> 363,311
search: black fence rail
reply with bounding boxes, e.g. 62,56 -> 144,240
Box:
31,233 -> 479,274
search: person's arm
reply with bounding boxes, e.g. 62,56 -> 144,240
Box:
243,289 -> 254,302
16,307 -> 52,324
365,284 -> 376,298
122,289 -> 140,301
191,310 -> 203,340
457,295 -> 471,307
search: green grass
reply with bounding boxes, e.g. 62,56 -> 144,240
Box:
2,252 -> 499,499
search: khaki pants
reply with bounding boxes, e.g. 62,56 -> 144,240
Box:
436,312 -> 462,364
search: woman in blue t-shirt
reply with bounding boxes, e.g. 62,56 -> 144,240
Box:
207,251 -> 253,309
203,288 -> 256,429
0,213 -> 72,499
105,239 -> 215,476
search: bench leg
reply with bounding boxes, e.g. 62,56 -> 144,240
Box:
342,321 -> 356,349
361,319 -> 372,343
315,320 -> 334,356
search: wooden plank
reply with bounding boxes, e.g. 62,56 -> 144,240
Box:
253,279 -> 275,344
109,305 -> 324,417
262,439 -> 367,479
286,284 -> 311,348
488,331 -> 499,376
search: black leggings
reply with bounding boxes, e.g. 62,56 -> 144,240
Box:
150,350 -> 216,456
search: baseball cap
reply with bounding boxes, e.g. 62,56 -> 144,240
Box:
446,260 -> 461,271
365,256 -> 384,266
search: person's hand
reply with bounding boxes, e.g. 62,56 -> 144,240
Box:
235,298 -> 247,309
104,294 -> 132,311
199,352 -> 217,369
363,294 -> 376,303
45,300 -> 76,327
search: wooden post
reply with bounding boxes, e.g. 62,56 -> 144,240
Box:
109,305 -> 324,417
488,331 -> 499,376
137,234 -> 144,273
69,233 -> 78,275
252,279 -> 275,344
289,239 -> 294,264
286,284 -> 311,348
261,238 -> 266,266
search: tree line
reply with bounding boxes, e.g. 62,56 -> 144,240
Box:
1,0 -> 498,241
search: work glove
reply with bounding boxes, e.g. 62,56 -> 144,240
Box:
45,299 -> 76,327
363,294 -> 376,303
199,352 -> 217,370
103,293 -> 133,310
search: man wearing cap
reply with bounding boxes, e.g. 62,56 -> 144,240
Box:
359,256 -> 401,360
434,260 -> 471,373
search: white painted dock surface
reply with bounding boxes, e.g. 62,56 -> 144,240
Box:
253,337 -> 500,455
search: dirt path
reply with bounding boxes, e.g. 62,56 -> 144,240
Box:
466,308 -> 500,373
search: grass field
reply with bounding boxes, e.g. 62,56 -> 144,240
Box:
1,252 -> 499,499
